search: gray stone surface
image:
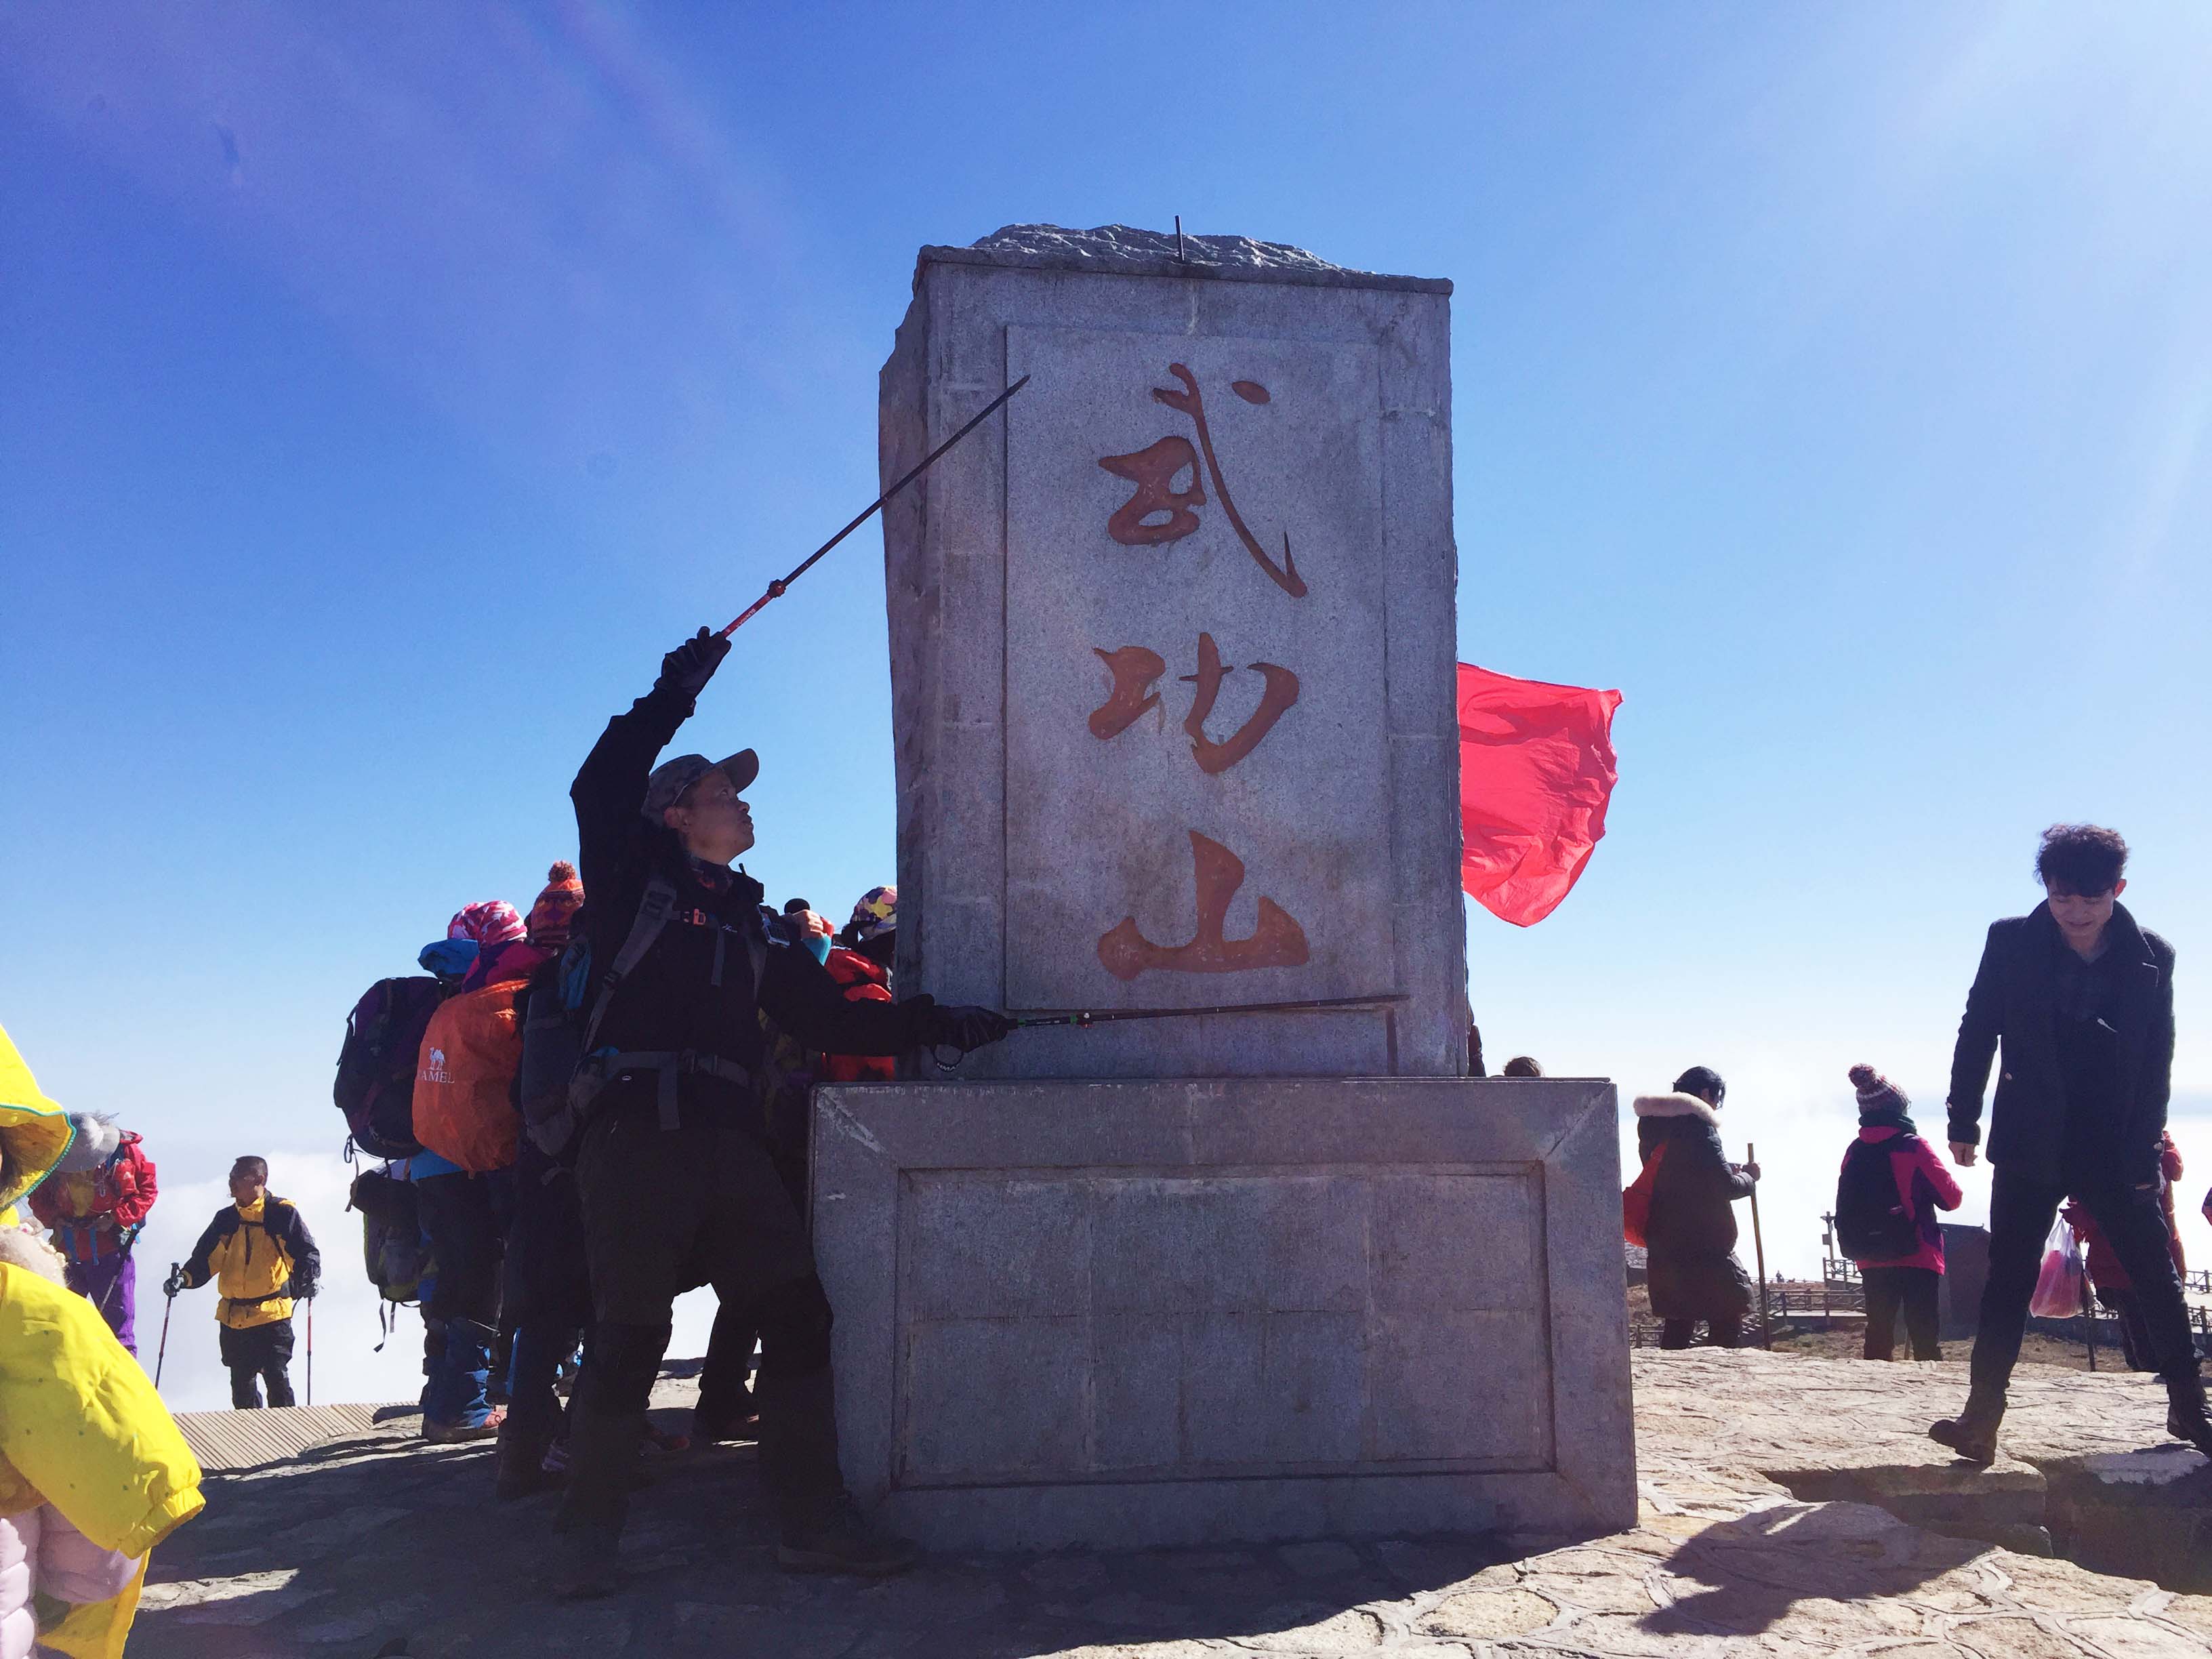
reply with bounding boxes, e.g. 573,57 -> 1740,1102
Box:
881,228 -> 1463,1078
930,223 -> 1454,292
811,1077 -> 1635,1551
129,1350 -> 2212,1657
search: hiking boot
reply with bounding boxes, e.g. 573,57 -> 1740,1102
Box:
424,1405 -> 506,1446
2167,1380 -> 2212,1456
552,1522 -> 621,1600
777,1494 -> 919,1576
495,1425 -> 556,1501
690,1401 -> 761,1446
1930,1397 -> 2004,1466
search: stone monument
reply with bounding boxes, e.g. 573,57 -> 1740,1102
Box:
813,225 -> 1633,1551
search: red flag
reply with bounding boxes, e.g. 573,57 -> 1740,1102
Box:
1458,663 -> 1622,927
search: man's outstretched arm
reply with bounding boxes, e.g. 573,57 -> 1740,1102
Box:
571,629 -> 729,890
760,934 -> 1008,1059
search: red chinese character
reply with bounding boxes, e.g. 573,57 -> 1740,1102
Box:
1087,635 -> 1299,771
1097,365 -> 1307,598
1096,830 -> 1311,981
1088,646 -> 1167,739
1181,632 -> 1299,775
1098,438 -> 1205,545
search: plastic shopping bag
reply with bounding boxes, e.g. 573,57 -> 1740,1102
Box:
2028,1214 -> 2087,1317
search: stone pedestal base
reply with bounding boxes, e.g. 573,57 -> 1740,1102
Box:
810,1077 -> 1635,1551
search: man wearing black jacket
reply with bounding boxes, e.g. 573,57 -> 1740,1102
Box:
1933,824 -> 2211,1463
558,628 -> 1010,1594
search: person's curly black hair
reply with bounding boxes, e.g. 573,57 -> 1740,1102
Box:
2035,823 -> 2128,895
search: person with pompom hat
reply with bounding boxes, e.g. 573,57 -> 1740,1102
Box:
527,861 -> 584,951
1835,1065 -> 1961,1361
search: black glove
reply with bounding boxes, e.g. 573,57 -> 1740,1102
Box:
657,627 -> 731,699
163,1268 -> 186,1297
294,1279 -> 319,1303
925,1004 -> 1013,1054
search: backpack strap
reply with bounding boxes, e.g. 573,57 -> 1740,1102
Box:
579,877 -> 679,1053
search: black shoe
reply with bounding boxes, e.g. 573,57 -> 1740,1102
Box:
691,1402 -> 761,1446
553,1523 -> 621,1600
777,1494 -> 919,1576
2166,1381 -> 2212,1456
1930,1405 -> 2002,1466
494,1425 -> 556,1501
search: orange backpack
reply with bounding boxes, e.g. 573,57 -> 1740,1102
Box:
1622,1140 -> 1670,1248
411,981 -> 527,1172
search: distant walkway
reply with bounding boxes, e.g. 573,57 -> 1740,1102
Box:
134,1353 -> 2212,1656
176,1403 -> 415,1474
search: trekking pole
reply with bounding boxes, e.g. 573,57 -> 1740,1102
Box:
1746,1141 -> 1773,1350
154,1265 -> 178,1389
2080,1272 -> 2097,1372
717,375 -> 1029,637
305,1299 -> 314,1406
96,1223 -> 142,1319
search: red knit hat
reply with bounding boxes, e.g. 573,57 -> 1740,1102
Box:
527,861 -> 585,949
448,900 -> 526,947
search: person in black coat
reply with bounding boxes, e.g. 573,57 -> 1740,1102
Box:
555,629 -> 1012,1595
1633,1066 -> 1760,1348
1932,823 -> 2211,1463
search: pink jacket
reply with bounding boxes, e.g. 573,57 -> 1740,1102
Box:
1847,1126 -> 1965,1273
0,1502 -> 140,1659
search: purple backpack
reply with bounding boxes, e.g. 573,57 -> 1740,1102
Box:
335,976 -> 448,1158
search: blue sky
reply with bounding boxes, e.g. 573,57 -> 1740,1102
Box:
5,3 -> 2209,1406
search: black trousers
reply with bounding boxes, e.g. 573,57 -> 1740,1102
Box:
1862,1265 -> 1941,1360
1972,1170 -> 2200,1401
220,1319 -> 295,1408
565,1099 -> 844,1538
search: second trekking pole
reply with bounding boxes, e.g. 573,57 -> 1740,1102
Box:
1746,1141 -> 1772,1350
154,1264 -> 178,1389
305,1299 -> 314,1406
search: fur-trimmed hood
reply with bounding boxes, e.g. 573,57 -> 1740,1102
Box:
1633,1092 -> 1721,1124
54,1113 -> 123,1173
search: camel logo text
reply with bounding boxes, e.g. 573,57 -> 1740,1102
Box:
420,1047 -> 451,1084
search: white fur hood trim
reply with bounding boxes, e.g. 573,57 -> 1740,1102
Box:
1633,1092 -> 1720,1124
0,1227 -> 68,1284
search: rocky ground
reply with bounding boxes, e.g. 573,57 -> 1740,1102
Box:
134,1349 -> 2212,1658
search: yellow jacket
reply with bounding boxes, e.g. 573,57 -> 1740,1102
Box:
0,1261 -> 204,1656
177,1197 -> 321,1330
0,1020 -> 76,1218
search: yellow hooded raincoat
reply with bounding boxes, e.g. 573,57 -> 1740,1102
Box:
0,1021 -> 204,1657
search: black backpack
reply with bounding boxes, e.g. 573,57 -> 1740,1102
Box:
335,976 -> 449,1159
1835,1136 -> 1922,1261
516,884 -> 773,1158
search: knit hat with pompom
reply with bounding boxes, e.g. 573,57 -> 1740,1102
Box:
526,861 -> 585,949
1849,1063 -> 1910,1121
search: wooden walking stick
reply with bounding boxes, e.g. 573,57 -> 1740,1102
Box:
1746,1141 -> 1773,1349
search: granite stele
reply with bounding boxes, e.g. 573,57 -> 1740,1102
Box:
813,225 -> 1633,1551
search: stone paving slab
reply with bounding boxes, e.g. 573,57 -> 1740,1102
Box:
127,1351 -> 2212,1657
